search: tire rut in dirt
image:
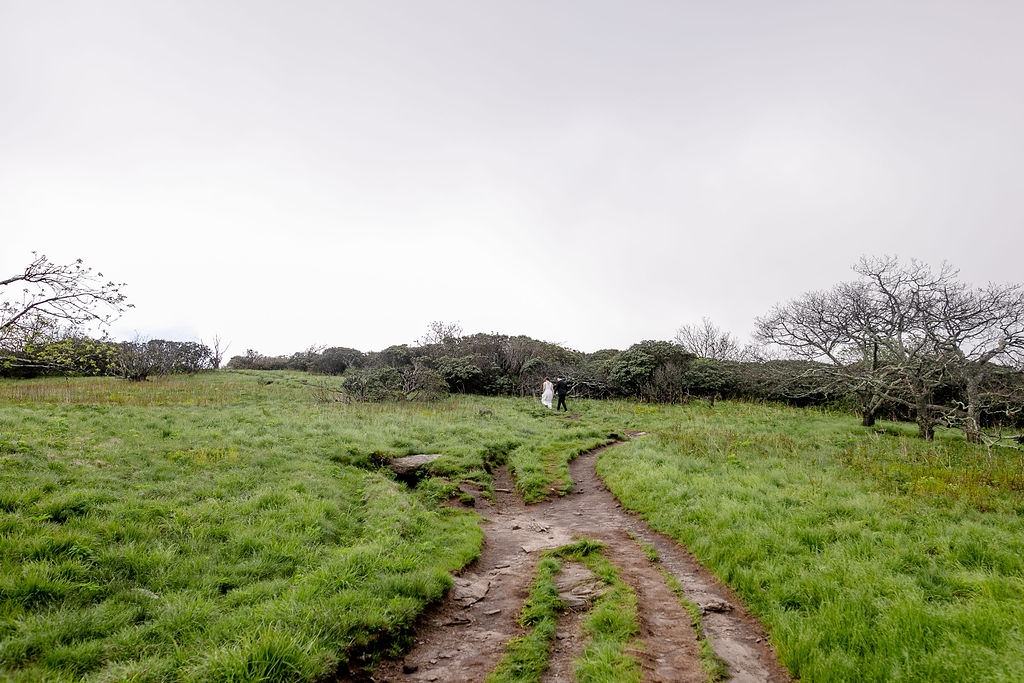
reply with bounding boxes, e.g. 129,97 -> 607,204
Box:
540,561 -> 597,683
598,539 -> 705,683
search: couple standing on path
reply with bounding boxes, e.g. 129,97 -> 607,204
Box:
541,377 -> 569,411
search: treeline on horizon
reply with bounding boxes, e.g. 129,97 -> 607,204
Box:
8,317 -> 1020,437
226,330 -> 783,402
5,325 -> 1024,438
4,256 -> 1024,442
223,329 -> 1023,433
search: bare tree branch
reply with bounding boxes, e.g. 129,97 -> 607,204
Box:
675,317 -> 745,361
1,253 -> 132,348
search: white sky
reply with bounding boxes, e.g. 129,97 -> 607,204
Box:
2,1 -> 1023,355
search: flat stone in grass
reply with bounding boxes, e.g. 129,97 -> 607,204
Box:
389,453 -> 444,479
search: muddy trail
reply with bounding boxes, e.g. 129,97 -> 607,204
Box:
370,435 -> 792,682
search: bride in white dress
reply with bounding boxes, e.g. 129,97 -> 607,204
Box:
541,377 -> 554,409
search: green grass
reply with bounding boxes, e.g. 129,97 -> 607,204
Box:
0,373 -> 617,680
596,401 -> 1024,682
5,375 -> 1024,681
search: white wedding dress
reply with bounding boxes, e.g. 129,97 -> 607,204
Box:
541,381 -> 554,409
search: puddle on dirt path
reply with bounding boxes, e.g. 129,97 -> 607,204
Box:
370,441 -> 792,682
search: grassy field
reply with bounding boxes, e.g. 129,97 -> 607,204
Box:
0,372 -> 613,680
2,372 -> 1023,681
598,401 -> 1024,682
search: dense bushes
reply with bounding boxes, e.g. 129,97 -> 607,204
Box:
226,349 -> 292,371
228,334 -> 771,405
310,347 -> 364,375
338,366 -> 448,402
1,337 -> 214,380
225,330 -> 1024,436
113,340 -> 215,381
0,336 -> 119,378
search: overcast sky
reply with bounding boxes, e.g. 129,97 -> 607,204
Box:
2,1 -> 1022,356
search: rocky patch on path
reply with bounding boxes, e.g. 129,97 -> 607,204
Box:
451,574 -> 490,608
554,563 -> 605,610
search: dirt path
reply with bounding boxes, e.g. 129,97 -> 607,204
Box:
370,438 -> 792,682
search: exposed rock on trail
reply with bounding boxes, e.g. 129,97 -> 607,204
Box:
451,575 -> 491,608
371,440 -> 791,682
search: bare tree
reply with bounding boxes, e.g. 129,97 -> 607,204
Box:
927,280 -> 1024,442
207,334 -> 230,370
755,283 -> 892,425
1,253 -> 131,348
674,317 -> 744,361
758,255 -> 1024,441
757,258 -> 940,435
849,257 -> 959,439
417,320 -> 463,347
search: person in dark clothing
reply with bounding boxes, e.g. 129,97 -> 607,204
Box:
554,377 -> 569,411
